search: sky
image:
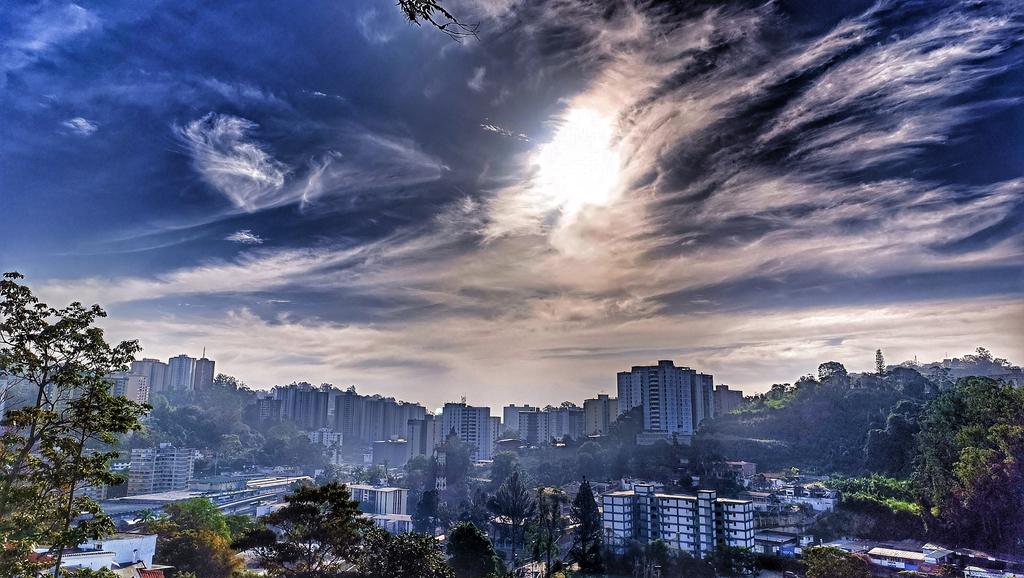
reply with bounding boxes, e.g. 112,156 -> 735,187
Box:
1,0 -> 1022,410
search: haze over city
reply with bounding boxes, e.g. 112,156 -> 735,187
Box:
2,0 -> 1022,410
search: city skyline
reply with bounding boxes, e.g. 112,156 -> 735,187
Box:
2,0 -> 1022,411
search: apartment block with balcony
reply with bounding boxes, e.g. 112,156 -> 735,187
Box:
601,484 -> 754,558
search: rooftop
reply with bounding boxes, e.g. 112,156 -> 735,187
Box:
868,547 -> 927,561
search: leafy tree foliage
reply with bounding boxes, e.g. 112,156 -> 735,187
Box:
487,470 -> 536,571
530,487 -> 566,575
447,521 -> 503,578
914,376 -> 1024,550
568,479 -> 603,573
232,482 -> 371,577
818,361 -> 848,383
357,526 -> 453,578
0,272 -> 148,578
489,451 -> 518,490
863,400 -> 922,476
414,488 -> 442,534
706,376 -> 914,473
803,546 -> 870,578
710,546 -> 758,576
141,498 -> 242,578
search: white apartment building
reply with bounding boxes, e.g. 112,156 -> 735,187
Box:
441,402 -> 496,460
518,405 -> 586,445
308,428 -> 344,465
502,404 -> 538,434
407,413 -> 445,459
127,444 -> 195,495
616,360 -> 715,438
107,372 -> 149,404
602,484 -> 754,558
584,394 -> 618,435
130,358 -> 168,394
349,484 -> 409,516
166,354 -> 196,392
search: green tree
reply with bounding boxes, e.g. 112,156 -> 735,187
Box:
487,470 -> 536,574
530,487 -> 566,576
818,361 -> 848,383
141,498 -> 242,578
447,521 -> 502,578
358,526 -> 454,578
414,488 -> 441,534
568,479 -> 603,573
710,546 -> 757,576
914,376 -> 1024,549
876,349 -> 886,375
162,498 -> 231,538
489,451 -> 518,489
233,482 -> 372,577
803,546 -> 870,578
156,530 -> 241,578
0,272 -> 149,578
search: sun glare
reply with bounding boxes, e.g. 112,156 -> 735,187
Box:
534,107 -> 621,217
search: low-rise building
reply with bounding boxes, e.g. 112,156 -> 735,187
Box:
80,532 -> 157,567
368,513 -> 414,534
753,530 -> 800,557
349,484 -> 408,516
601,484 -> 754,558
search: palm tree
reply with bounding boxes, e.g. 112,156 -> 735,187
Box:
488,470 -> 536,576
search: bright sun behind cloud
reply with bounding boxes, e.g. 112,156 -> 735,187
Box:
533,108 -> 621,219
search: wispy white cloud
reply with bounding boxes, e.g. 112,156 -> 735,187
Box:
1,3 -> 100,82
480,123 -> 528,141
467,66 -> 487,92
177,113 -> 290,212
62,116 -> 98,136
225,229 -> 264,244
356,8 -> 396,45
176,112 -> 447,215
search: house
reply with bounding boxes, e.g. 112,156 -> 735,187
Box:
868,547 -> 927,571
753,530 -> 800,557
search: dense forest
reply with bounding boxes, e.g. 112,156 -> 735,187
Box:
699,350 -> 1024,552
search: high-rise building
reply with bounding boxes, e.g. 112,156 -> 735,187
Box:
407,413 -> 445,459
518,410 -> 547,446
127,444 -> 195,495
501,404 -> 537,434
518,405 -> 585,445
275,382 -> 330,431
333,388 -> 425,445
166,354 -> 196,392
441,402 -> 496,460
616,360 -> 715,439
584,394 -> 618,435
602,484 -> 754,557
490,415 -> 501,447
372,439 -> 410,467
714,385 -> 744,415
308,428 -> 344,465
130,358 -> 168,394
106,372 -> 150,404
193,355 -> 215,390
256,394 -> 283,422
